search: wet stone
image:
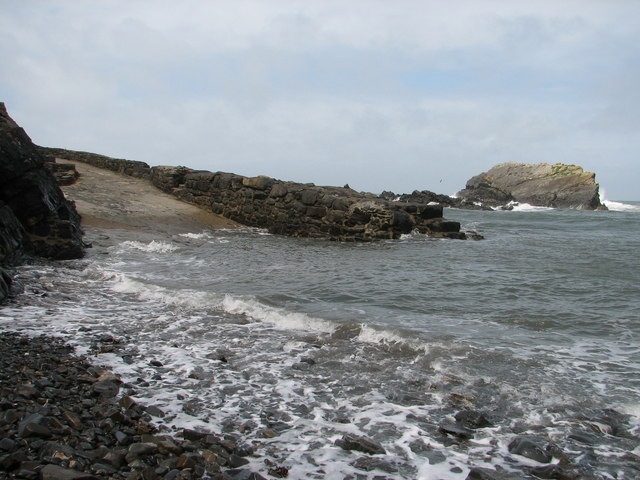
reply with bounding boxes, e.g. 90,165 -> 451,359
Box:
527,464 -> 581,480
335,433 -> 386,455
228,454 -> 250,468
40,464 -> 98,480
17,384 -> 39,399
127,442 -> 159,460
92,380 -> 120,398
438,421 -> 474,440
466,467 -> 520,480
352,456 -> 398,473
0,437 -> 17,451
176,452 -> 205,469
454,410 -> 493,429
508,436 -> 552,463
145,405 -> 166,418
21,421 -> 53,438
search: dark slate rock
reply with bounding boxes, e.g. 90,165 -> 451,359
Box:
0,437 -> 17,451
508,436 -> 552,463
40,464 -> 97,480
92,380 -> 120,398
227,454 -> 250,468
454,410 -> 493,429
439,421 -> 474,439
528,464 -> 581,480
352,455 -> 398,473
466,467 -> 520,479
335,433 -> 386,455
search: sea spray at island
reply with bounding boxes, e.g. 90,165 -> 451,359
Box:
2,206 -> 640,479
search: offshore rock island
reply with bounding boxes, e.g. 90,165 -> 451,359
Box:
456,161 -> 606,210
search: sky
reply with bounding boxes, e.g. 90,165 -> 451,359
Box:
1,1 -> 639,200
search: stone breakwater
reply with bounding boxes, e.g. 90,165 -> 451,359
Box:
38,147 -> 478,242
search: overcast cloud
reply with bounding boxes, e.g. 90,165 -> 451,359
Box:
1,0 -> 638,199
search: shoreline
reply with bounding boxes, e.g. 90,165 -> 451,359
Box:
0,330 -> 272,480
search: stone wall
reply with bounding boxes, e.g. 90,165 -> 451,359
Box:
38,148 -> 472,242
39,147 -> 152,179
154,167 -> 465,241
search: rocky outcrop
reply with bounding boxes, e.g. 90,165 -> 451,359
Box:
0,103 -> 84,302
457,162 -> 606,210
39,148 -> 476,241
380,190 -> 492,210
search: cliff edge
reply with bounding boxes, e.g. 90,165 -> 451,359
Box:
456,162 -> 606,210
0,103 -> 84,301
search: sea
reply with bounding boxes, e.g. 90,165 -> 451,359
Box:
1,199 -> 639,479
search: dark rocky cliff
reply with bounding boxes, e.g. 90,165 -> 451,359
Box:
457,162 -> 606,210
39,147 -> 476,241
0,104 -> 84,302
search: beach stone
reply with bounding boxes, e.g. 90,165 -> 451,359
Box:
17,384 -> 39,399
528,464 -> 581,480
127,442 -> 159,461
18,413 -> 46,434
439,421 -> 474,439
224,470 -> 268,480
508,436 -> 552,463
335,433 -> 386,455
352,455 -> 398,473
40,464 -> 97,480
20,421 -> 52,438
466,467 -> 520,479
228,454 -> 250,468
145,405 -> 166,418
176,452 -> 205,469
92,380 -> 120,398
0,437 -> 17,451
454,410 -> 493,429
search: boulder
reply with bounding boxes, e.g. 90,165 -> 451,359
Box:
457,162 -> 606,210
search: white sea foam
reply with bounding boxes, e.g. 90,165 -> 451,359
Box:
357,324 -> 403,344
602,200 -> 640,212
600,189 -> 640,211
220,294 -> 336,334
494,201 -> 553,212
118,240 -> 177,253
109,274 -> 220,309
108,274 -> 336,335
178,231 -> 213,240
